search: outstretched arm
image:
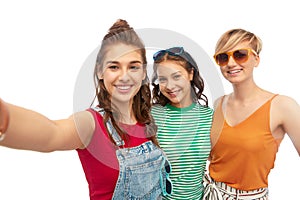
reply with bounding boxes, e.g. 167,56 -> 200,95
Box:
0,100 -> 95,152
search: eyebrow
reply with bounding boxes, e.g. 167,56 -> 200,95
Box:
158,71 -> 182,77
172,71 -> 182,75
105,60 -> 143,65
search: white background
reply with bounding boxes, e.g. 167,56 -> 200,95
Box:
0,0 -> 299,199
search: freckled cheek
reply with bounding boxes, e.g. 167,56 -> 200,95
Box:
158,84 -> 166,92
105,72 -> 120,82
103,83 -> 112,95
131,73 -> 145,84
103,77 -> 116,94
159,86 -> 170,97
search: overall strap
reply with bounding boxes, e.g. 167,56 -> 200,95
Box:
92,107 -> 125,147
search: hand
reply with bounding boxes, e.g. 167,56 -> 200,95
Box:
0,98 -> 9,141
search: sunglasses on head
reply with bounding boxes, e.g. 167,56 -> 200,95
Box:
153,47 -> 184,61
153,47 -> 198,73
214,48 -> 258,67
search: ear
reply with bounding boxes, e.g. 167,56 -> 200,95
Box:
97,72 -> 103,80
254,55 -> 260,68
188,68 -> 194,81
141,68 -> 147,82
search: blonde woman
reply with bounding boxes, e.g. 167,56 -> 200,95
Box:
205,29 -> 300,199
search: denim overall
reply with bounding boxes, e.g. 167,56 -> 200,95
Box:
94,108 -> 172,200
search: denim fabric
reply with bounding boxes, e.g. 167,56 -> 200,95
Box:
93,107 -> 172,199
112,141 -> 170,199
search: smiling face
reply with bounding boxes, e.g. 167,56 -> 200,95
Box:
214,29 -> 262,86
98,44 -> 146,107
156,60 -> 193,108
219,41 -> 260,85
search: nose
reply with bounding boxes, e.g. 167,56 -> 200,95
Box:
119,68 -> 130,81
165,79 -> 175,90
227,55 -> 236,66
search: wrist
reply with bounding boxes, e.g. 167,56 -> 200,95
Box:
0,98 -> 9,141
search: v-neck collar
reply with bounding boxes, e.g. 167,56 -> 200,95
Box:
221,94 -> 278,127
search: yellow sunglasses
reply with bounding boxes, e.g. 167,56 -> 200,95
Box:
214,48 -> 258,67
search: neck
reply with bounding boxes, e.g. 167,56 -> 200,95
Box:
112,101 -> 136,124
231,80 -> 261,103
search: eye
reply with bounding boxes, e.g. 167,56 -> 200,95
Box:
158,77 -> 167,83
108,65 -> 119,70
173,74 -> 181,80
234,49 -> 248,59
216,53 -> 228,62
130,65 -> 141,71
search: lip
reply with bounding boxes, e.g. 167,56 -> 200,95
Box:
227,69 -> 242,75
167,89 -> 180,98
115,84 -> 133,93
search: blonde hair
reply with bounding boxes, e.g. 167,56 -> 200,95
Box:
215,28 -> 263,55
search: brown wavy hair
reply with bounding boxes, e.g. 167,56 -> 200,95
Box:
93,19 -> 158,146
151,48 -> 208,107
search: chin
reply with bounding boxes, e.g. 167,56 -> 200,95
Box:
170,99 -> 180,105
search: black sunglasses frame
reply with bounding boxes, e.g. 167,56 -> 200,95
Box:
161,159 -> 173,196
153,47 -> 184,61
153,47 -> 198,72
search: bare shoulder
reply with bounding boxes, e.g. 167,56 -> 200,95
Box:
72,110 -> 95,122
272,95 -> 300,155
71,110 -> 96,148
271,94 -> 300,128
272,95 -> 300,110
213,95 -> 226,110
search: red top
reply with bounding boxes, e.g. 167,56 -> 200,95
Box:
77,109 -> 149,200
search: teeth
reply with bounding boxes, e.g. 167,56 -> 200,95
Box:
117,86 -> 130,90
228,70 -> 241,74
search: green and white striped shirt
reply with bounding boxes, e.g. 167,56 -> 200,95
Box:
152,103 -> 213,200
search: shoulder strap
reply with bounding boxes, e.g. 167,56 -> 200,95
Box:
270,94 -> 279,101
91,107 -> 124,147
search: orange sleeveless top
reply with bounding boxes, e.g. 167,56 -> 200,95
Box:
209,95 -> 282,190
